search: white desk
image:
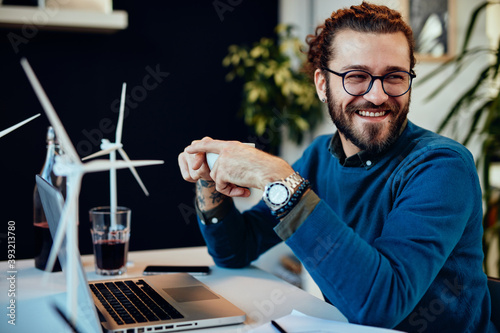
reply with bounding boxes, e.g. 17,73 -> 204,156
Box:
0,246 -> 346,332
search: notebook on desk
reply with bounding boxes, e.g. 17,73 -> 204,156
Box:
36,174 -> 246,333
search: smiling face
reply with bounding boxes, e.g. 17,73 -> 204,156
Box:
315,30 -> 412,156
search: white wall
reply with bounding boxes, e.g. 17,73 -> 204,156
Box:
279,0 -> 490,164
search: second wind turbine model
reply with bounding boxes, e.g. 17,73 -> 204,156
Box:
82,82 -> 152,227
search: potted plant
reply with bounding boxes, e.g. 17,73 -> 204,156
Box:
222,24 -> 323,152
419,1 -> 500,275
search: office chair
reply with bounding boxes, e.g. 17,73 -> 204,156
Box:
488,276 -> 500,330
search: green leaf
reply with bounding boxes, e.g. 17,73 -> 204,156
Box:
255,116 -> 267,136
437,64 -> 493,133
294,117 -> 310,131
418,47 -> 491,97
461,2 -> 491,54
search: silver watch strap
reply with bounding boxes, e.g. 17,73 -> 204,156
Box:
282,172 -> 304,192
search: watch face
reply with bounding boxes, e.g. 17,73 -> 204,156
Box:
268,183 -> 289,206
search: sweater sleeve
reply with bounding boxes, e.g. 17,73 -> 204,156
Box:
285,147 -> 483,328
197,198 -> 283,268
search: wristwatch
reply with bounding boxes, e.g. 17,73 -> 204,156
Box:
262,172 -> 310,218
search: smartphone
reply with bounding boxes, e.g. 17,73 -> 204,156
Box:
143,265 -> 211,276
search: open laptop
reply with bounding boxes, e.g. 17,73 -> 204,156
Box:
36,175 -> 246,333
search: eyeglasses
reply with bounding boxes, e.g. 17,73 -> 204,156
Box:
323,68 -> 416,97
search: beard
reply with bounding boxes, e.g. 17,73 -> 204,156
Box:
326,83 -> 410,155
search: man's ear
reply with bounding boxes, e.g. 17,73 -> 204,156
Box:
314,68 -> 327,102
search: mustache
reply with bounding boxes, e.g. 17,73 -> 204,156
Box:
344,101 -> 400,114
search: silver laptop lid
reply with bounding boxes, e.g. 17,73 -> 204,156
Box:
36,174 -> 103,333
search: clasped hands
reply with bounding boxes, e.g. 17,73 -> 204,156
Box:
178,137 -> 294,197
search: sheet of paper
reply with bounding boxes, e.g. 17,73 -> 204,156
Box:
249,310 -> 405,333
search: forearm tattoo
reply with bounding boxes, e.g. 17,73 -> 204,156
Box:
197,179 -> 226,210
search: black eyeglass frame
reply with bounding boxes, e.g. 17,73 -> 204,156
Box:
322,67 -> 416,97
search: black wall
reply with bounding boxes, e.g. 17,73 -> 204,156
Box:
0,1 -> 278,260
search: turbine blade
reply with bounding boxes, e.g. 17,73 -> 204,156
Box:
44,175 -> 81,274
116,83 -> 126,144
20,58 -> 80,163
81,144 -> 121,161
83,159 -> 164,174
118,148 -> 150,196
0,113 -> 40,138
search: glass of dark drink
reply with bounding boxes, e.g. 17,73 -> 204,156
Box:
89,206 -> 131,275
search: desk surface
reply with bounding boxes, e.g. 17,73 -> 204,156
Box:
0,246 -> 346,332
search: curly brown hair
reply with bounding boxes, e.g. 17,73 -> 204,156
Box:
305,1 -> 416,79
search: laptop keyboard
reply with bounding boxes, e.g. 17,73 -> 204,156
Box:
89,279 -> 184,326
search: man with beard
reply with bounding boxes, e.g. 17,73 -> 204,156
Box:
178,2 -> 496,332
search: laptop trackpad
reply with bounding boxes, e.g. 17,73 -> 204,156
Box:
163,286 -> 220,302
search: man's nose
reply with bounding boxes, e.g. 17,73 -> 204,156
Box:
363,79 -> 389,106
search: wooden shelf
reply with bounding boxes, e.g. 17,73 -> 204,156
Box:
0,5 -> 127,33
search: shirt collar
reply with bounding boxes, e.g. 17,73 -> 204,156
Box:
328,119 -> 408,170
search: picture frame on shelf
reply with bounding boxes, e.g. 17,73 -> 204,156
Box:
400,0 -> 457,61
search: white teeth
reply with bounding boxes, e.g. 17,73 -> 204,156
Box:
359,111 -> 386,117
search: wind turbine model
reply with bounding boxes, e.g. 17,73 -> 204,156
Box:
82,83 -> 151,227
20,58 -> 164,325
0,113 -> 40,138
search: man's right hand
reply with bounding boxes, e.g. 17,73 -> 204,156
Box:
178,137 -> 213,184
178,137 -> 232,211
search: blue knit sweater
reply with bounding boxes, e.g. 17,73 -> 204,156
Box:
198,121 -> 496,332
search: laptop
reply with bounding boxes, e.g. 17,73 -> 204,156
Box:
35,175 -> 246,333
